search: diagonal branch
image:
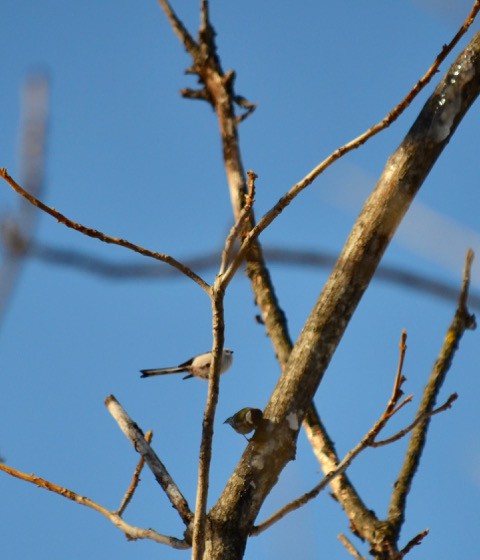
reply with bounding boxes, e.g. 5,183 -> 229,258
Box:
251,330 -> 414,536
159,6 -> 480,559
0,168 -> 211,294
105,395 -> 194,527
115,429 -> 153,516
387,250 -> 476,541
338,534 -> 367,560
398,529 -> 430,558
157,0 -> 199,57
207,17 -> 480,541
0,462 -> 189,549
225,13 -> 480,282
372,393 -> 458,448
210,33 -> 480,559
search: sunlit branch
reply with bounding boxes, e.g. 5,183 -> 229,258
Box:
338,534 -> 367,560
387,250 -> 476,540
219,171 -> 256,275
0,462 -> 189,549
116,429 -> 153,516
105,395 -> 194,527
0,168 -> 211,294
192,293 -> 226,560
228,8 -> 480,272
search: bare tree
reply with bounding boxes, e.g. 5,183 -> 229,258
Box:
1,2 -> 479,559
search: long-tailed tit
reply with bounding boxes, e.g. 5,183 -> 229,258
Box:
140,348 -> 233,380
224,407 -> 264,437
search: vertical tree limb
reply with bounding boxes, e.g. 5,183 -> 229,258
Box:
192,291 -> 226,560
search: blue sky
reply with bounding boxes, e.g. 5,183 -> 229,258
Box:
1,2 -> 479,559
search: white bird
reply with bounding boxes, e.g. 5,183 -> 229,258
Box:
140,348 -> 233,380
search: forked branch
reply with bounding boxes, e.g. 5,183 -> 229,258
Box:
115,429 -> 153,516
105,395 -> 194,527
387,250 -> 476,541
0,462 -> 189,549
251,330 -> 455,536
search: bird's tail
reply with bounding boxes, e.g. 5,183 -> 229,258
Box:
140,366 -> 185,378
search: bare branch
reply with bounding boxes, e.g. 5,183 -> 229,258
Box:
105,395 -> 194,527
219,171 -> 256,275
387,250 -> 476,540
157,0 -> 199,57
208,27 -> 480,559
192,293 -> 226,560
251,330 -> 410,535
301,407 -> 379,542
20,241 -> 480,310
228,19 -> 480,270
0,168 -> 211,294
233,94 -> 256,123
392,329 -> 407,401
155,20 -> 480,559
180,87 -> 211,103
398,529 -> 429,558
0,462 -> 189,549
116,429 -> 153,516
338,534 -> 367,560
158,0 -> 293,376
372,393 -> 458,447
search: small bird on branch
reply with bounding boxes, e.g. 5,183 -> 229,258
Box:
140,348 -> 233,380
224,407 -> 264,439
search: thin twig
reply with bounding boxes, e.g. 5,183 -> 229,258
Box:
387,250 -> 476,539
224,5 -> 480,282
157,3 -> 480,557
199,0 -> 208,33
105,395 -> 194,527
116,430 -> 153,516
252,326 -> 459,536
249,426 -> 369,534
225,30 -> 480,545
0,462 -> 189,549
157,0 -> 199,56
372,393 -> 458,447
338,533 -> 367,560
251,331 -> 411,535
398,529 -> 429,558
0,168 -> 211,294
392,329 -> 407,401
219,170 -> 256,275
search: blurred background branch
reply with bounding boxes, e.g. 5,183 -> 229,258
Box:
0,73 -> 49,319
4,240 -> 477,311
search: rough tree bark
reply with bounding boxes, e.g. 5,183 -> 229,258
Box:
202,33 -> 480,560
1,5 -> 479,560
